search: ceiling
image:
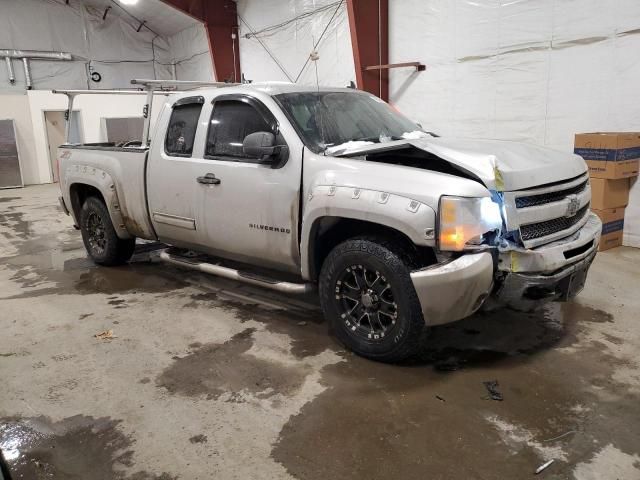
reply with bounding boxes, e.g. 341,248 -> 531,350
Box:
84,0 -> 201,37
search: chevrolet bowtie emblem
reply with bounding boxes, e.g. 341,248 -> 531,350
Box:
566,194 -> 580,217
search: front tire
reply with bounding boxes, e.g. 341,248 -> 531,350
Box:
319,236 -> 426,363
79,196 -> 135,266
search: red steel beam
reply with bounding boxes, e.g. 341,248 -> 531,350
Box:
160,0 -> 241,83
346,0 -> 389,101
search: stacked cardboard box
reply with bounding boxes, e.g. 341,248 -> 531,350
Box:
574,132 -> 640,251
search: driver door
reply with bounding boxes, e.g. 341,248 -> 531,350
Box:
191,94 -> 302,272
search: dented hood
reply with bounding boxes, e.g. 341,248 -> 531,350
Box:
339,137 -> 588,191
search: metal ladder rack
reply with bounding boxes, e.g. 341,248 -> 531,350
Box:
53,78 -> 240,145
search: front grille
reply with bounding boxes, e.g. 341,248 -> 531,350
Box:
520,205 -> 589,241
515,179 -> 588,208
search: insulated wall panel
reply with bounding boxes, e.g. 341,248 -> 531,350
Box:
237,0 -> 355,87
389,0 -> 640,246
166,24 -> 214,81
0,0 -> 172,92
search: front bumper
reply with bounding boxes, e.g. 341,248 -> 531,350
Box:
410,212 -> 602,325
492,248 -> 596,311
410,252 -> 494,326
491,212 -> 601,311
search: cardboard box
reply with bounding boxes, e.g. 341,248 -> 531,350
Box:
574,132 -> 640,179
590,177 -> 630,210
592,207 -> 625,251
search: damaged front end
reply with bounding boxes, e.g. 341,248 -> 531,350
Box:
489,212 -> 600,312
411,170 -> 601,324
487,171 -> 600,311
335,137 -> 600,323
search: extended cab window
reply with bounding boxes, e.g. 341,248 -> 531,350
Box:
206,100 -> 273,160
165,99 -> 203,157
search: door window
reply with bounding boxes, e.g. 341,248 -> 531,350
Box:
206,100 -> 273,160
165,102 -> 203,157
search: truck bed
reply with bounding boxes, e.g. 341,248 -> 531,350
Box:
58,143 -> 156,241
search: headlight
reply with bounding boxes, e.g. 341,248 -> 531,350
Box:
438,196 -> 502,251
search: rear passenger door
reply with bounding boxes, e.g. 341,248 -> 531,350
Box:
192,94 -> 301,272
147,95 -> 212,249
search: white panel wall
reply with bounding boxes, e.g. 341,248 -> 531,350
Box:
0,0 -> 209,186
236,0 -> 355,87
0,0 -> 172,92
165,24 -> 215,81
387,0 -> 640,247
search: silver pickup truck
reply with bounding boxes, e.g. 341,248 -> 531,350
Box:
56,79 -> 601,362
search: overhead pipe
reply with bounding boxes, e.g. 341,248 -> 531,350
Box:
1,50 -> 72,88
0,49 -> 72,61
4,57 -> 14,84
22,58 -> 32,90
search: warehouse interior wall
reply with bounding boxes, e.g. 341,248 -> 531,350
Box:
236,0 -> 355,87
387,0 -> 640,246
0,0 -> 175,92
0,0 -> 211,185
24,91 -> 165,184
0,91 -> 165,185
165,23 -> 214,81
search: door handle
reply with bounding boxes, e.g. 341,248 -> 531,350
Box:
197,173 -> 221,185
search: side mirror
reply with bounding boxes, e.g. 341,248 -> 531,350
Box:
243,131 -> 277,159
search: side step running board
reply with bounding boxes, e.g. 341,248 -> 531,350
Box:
159,249 -> 315,294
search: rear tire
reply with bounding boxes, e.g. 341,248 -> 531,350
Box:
319,236 -> 426,363
79,196 -> 135,266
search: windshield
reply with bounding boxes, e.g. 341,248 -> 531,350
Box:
275,91 -> 427,154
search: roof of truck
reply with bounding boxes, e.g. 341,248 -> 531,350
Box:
187,82 -> 359,97
241,82 -> 355,95
163,82 -> 369,104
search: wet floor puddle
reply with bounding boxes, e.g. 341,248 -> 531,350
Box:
156,328 -> 310,401
3,246 -> 185,300
270,304 -> 639,480
0,415 -> 175,479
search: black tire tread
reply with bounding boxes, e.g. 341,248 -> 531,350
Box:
79,196 -> 135,266
319,234 -> 426,363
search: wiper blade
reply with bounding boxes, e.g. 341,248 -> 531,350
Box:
352,136 -> 381,143
353,135 -> 404,142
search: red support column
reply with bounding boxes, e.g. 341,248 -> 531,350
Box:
160,0 -> 241,83
346,0 -> 389,101
201,0 -> 241,83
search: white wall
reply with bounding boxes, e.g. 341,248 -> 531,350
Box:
0,0 -> 207,186
624,179 -> 640,247
237,0 -> 355,87
25,91 -> 166,184
0,0 -> 172,92
387,0 -> 640,246
388,0 -> 640,149
166,24 -> 215,81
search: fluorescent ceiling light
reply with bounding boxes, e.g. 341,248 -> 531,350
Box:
119,0 -> 139,5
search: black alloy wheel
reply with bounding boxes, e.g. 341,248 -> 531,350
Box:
334,264 -> 399,342
319,236 -> 427,363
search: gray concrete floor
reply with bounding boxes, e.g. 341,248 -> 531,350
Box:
1,184 -> 640,480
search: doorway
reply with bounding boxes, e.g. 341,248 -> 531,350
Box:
44,110 -> 81,183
